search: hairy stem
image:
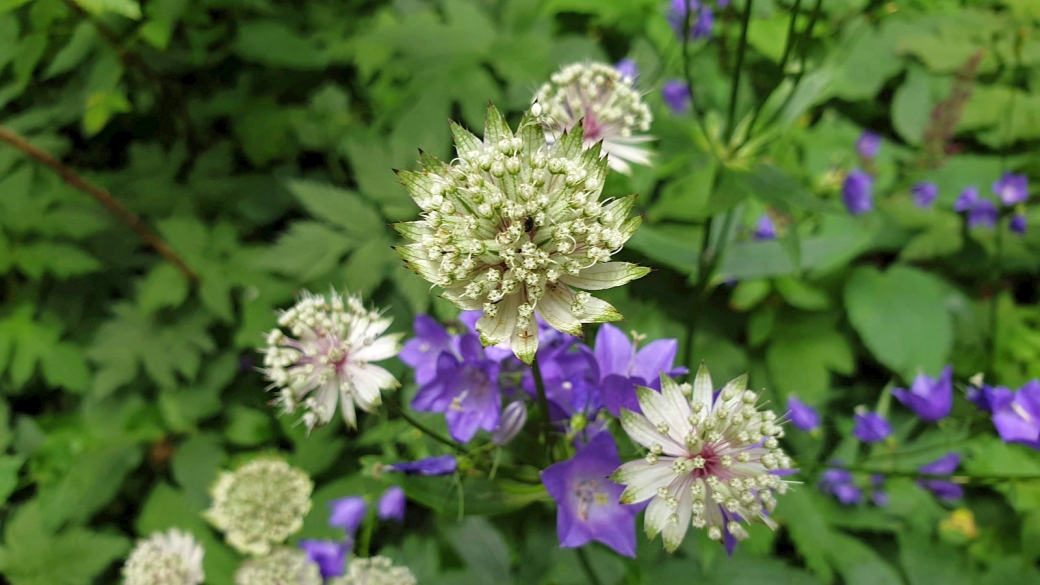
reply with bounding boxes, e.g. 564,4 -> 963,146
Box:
0,126 -> 198,281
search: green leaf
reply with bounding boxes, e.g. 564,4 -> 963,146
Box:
774,489 -> 833,582
729,279 -> 772,311
82,89 -> 132,137
774,277 -> 831,311
234,20 -> 327,69
844,265 -> 953,377
892,67 -> 932,145
286,179 -> 386,240
0,502 -> 129,585
13,242 -> 102,279
899,531 -> 974,585
827,531 -> 904,585
255,221 -> 355,282
0,455 -> 24,505
401,474 -> 547,517
342,237 -> 396,296
136,263 -> 190,313
446,518 -> 513,585
722,163 -> 836,214
43,21 -> 96,79
766,313 -> 854,404
170,432 -> 225,509
70,0 -> 140,18
223,405 -> 274,446
626,224 -> 702,276
137,0 -> 186,49
36,443 -> 143,529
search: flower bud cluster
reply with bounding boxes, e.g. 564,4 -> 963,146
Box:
396,104 -> 648,363
532,62 -> 653,174
329,556 -> 418,585
233,548 -> 322,585
121,529 -> 205,585
204,458 -> 313,555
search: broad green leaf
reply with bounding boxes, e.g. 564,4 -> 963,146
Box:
342,237 -> 396,295
626,224 -> 702,276
446,518 -> 513,585
136,263 -> 190,313
137,0 -> 187,49
82,90 -> 132,136
844,265 -> 953,377
170,432 -> 225,509
234,20 -> 326,69
70,0 -> 140,18
254,221 -> 355,282
899,531 -> 974,585
729,279 -> 772,311
766,313 -> 854,404
36,443 -> 143,529
401,474 -> 547,517
286,179 -> 385,240
223,405 -> 274,446
0,502 -> 129,585
13,241 -> 102,278
775,277 -> 831,311
892,67 -> 932,145
43,22 -> 96,79
0,455 -> 24,504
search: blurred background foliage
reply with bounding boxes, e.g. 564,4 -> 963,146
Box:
0,0 -> 1039,583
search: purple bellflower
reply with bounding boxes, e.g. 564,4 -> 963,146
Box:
991,380 -> 1040,450
662,80 -> 691,114
819,468 -> 861,505
384,455 -> 458,476
843,170 -> 874,216
856,131 -> 880,158
917,453 -> 963,500
852,411 -> 892,443
870,474 -> 889,507
615,58 -> 639,81
592,324 -> 687,417
669,0 -> 715,39
1011,214 -> 1027,235
786,395 -> 820,432
299,540 -> 348,578
541,431 -> 639,557
912,182 -> 939,208
892,366 -> 953,422
993,172 -> 1029,206
377,486 -> 406,522
967,384 -> 1010,413
328,496 -> 367,535
412,333 -> 501,442
953,186 -> 978,212
967,199 -> 998,229
399,315 -> 455,386
753,214 -> 776,240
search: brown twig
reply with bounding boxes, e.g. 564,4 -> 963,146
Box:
0,126 -> 198,281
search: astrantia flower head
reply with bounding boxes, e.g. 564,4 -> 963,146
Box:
532,62 -> 654,174
262,290 -> 402,430
234,548 -> 322,585
329,556 -> 417,585
612,365 -> 794,554
395,104 -> 649,363
204,458 -> 313,555
122,529 -> 205,585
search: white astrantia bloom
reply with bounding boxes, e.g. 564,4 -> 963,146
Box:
122,528 -> 205,585
329,556 -> 418,585
612,365 -> 796,553
532,62 -> 654,175
233,548 -> 322,585
262,289 -> 402,430
394,104 -> 649,363
204,458 -> 313,556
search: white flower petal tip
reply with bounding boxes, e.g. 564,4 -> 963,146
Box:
613,368 -> 796,554
396,103 -> 647,363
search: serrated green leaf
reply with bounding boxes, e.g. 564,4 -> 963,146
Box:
0,455 -> 24,504
286,179 -> 385,239
13,241 -> 102,279
136,263 -> 190,313
36,443 -> 143,529
71,0 -> 140,18
234,20 -> 327,69
224,405 -> 274,446
254,221 -> 354,282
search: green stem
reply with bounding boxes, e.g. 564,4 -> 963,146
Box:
532,355 -> 553,455
725,0 -> 755,140
743,0 -> 801,139
387,401 -> 465,454
679,1 -> 709,133
357,512 -> 376,558
576,547 -> 604,585
988,223 -> 1005,376
768,0 -> 823,127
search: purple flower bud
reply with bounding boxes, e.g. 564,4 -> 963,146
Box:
917,453 -> 963,500
328,496 -> 367,535
753,214 -> 776,240
1011,214 -> 1027,235
852,411 -> 892,443
993,172 -> 1029,206
953,186 -> 978,212
492,401 -> 528,446
833,483 -> 862,505
786,395 -> 820,432
377,486 -> 406,522
819,464 -> 862,505
693,5 -> 714,38
385,455 -> 458,476
967,199 -> 998,229
662,80 -> 691,114
299,540 -> 347,578
843,169 -> 874,216
911,181 -> 938,208
856,131 -> 880,158
615,58 -> 638,81
892,366 -> 952,422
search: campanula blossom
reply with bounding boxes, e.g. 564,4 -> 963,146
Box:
377,486 -> 406,523
541,431 -> 639,556
819,468 -> 861,505
399,315 -> 455,386
990,380 -> 1040,450
911,182 -> 939,208
967,199 -> 998,229
662,80 -> 691,114
954,186 -> 978,212
615,58 -> 638,81
893,366 -> 953,422
852,411 -> 892,443
753,214 -> 776,240
299,540 -> 347,578
967,384 -> 1010,413
328,496 -> 367,535
993,172 -> 1029,205
870,474 -> 889,507
592,323 -> 687,417
1011,214 -> 1027,235
385,455 -> 458,476
855,131 -> 880,158
412,333 -> 502,442
843,170 -> 874,215
786,395 -> 820,432
612,367 -> 794,554
917,453 -> 963,500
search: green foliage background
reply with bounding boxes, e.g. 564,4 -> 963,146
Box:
1,0 -> 1039,582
